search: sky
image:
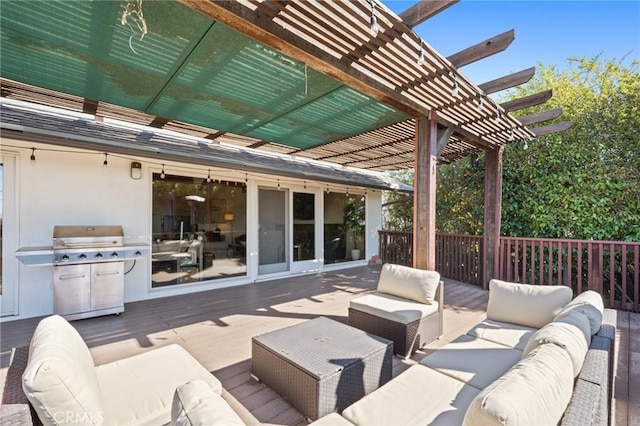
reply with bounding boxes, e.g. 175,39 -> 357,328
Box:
382,1 -> 640,87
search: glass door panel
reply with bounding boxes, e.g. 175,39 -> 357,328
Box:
258,188 -> 288,274
293,192 -> 315,261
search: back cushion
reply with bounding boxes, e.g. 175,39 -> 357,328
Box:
463,344 -> 574,426
522,310 -> 591,377
22,315 -> 103,426
554,290 -> 604,335
487,280 -> 573,328
377,263 -> 440,305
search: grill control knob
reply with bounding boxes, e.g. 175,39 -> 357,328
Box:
78,254 -> 87,261
61,254 -> 70,262
95,253 -> 103,260
111,252 -> 119,259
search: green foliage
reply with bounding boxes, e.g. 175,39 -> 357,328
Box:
383,170 -> 414,231
384,56 -> 640,241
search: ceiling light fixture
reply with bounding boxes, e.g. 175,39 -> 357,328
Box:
160,164 -> 165,179
102,153 -> 108,168
30,147 -> 36,165
417,40 -> 425,66
369,1 -> 379,37
206,169 -> 212,183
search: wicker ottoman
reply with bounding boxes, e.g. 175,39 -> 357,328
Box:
251,316 -> 393,421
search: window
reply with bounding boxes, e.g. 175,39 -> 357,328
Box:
293,192 -> 315,261
151,173 -> 246,287
323,192 -> 366,264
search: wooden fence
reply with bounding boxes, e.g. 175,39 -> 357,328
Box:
378,231 -> 640,312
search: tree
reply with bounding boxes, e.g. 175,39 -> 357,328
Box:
384,56 -> 640,241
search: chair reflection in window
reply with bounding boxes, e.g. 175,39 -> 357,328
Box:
179,237 -> 203,277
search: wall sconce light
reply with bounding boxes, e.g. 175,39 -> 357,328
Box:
130,161 -> 142,180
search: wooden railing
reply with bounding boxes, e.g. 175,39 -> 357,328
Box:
378,230 -> 640,312
499,237 -> 640,312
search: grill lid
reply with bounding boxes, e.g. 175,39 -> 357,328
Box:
53,226 -> 124,249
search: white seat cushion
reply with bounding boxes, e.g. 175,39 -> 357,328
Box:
377,263 -> 440,304
342,365 -> 480,426
420,335 -> 523,390
97,344 -> 222,426
172,379 -> 243,426
22,315 -> 103,426
466,319 -> 536,351
463,343 -> 575,426
554,290 -> 604,335
350,292 -> 439,324
309,413 -> 355,426
523,310 -> 591,377
487,279 -> 573,328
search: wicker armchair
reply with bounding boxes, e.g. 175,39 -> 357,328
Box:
348,264 -> 443,358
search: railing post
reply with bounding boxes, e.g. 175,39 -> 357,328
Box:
483,147 -> 504,289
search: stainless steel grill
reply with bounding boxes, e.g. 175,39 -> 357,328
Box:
52,225 -> 139,320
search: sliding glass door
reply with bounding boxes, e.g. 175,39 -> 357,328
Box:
258,188 -> 288,275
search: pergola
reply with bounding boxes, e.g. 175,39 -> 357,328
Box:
0,0 -> 570,286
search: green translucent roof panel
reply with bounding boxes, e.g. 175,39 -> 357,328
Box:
1,0 -> 410,151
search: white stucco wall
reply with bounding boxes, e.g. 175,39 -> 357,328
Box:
1,137 -> 386,321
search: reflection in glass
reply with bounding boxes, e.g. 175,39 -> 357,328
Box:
151,173 -> 246,287
324,192 -> 366,264
258,188 -> 288,274
293,192 -> 315,261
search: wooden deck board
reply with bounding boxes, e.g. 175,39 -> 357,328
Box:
1,264 -> 637,425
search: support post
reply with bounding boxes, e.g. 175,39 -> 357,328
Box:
483,147 -> 504,289
413,112 -> 438,270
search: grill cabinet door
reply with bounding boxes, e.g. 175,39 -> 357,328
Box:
91,262 -> 124,311
53,264 -> 91,316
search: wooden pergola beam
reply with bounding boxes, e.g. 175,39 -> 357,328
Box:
447,30 -> 515,69
179,0 -> 426,119
518,107 -> 563,126
149,117 -> 170,128
179,0 -> 502,150
531,121 -> 573,137
82,99 -> 99,116
399,0 -> 459,27
478,67 -> 535,94
500,89 -> 552,112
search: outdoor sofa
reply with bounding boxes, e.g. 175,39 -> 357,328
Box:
3,314 -> 243,426
312,279 -> 616,426
2,277 -> 615,425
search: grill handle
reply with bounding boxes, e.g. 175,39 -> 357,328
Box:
95,271 -> 121,277
59,274 -> 87,280
57,241 -> 119,248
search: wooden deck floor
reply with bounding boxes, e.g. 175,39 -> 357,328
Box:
1,265 -> 638,425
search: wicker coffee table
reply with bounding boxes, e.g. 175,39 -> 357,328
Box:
251,316 -> 393,420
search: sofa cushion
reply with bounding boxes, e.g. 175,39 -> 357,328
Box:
309,413 -> 355,425
172,379 -> 243,426
22,315 -> 103,426
466,319 -> 536,351
377,263 -> 440,304
96,344 -> 222,426
420,335 -> 523,390
486,279 -> 573,328
349,292 -> 439,325
522,312 -> 591,377
554,290 -> 604,335
342,365 -> 480,426
463,343 -> 575,426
